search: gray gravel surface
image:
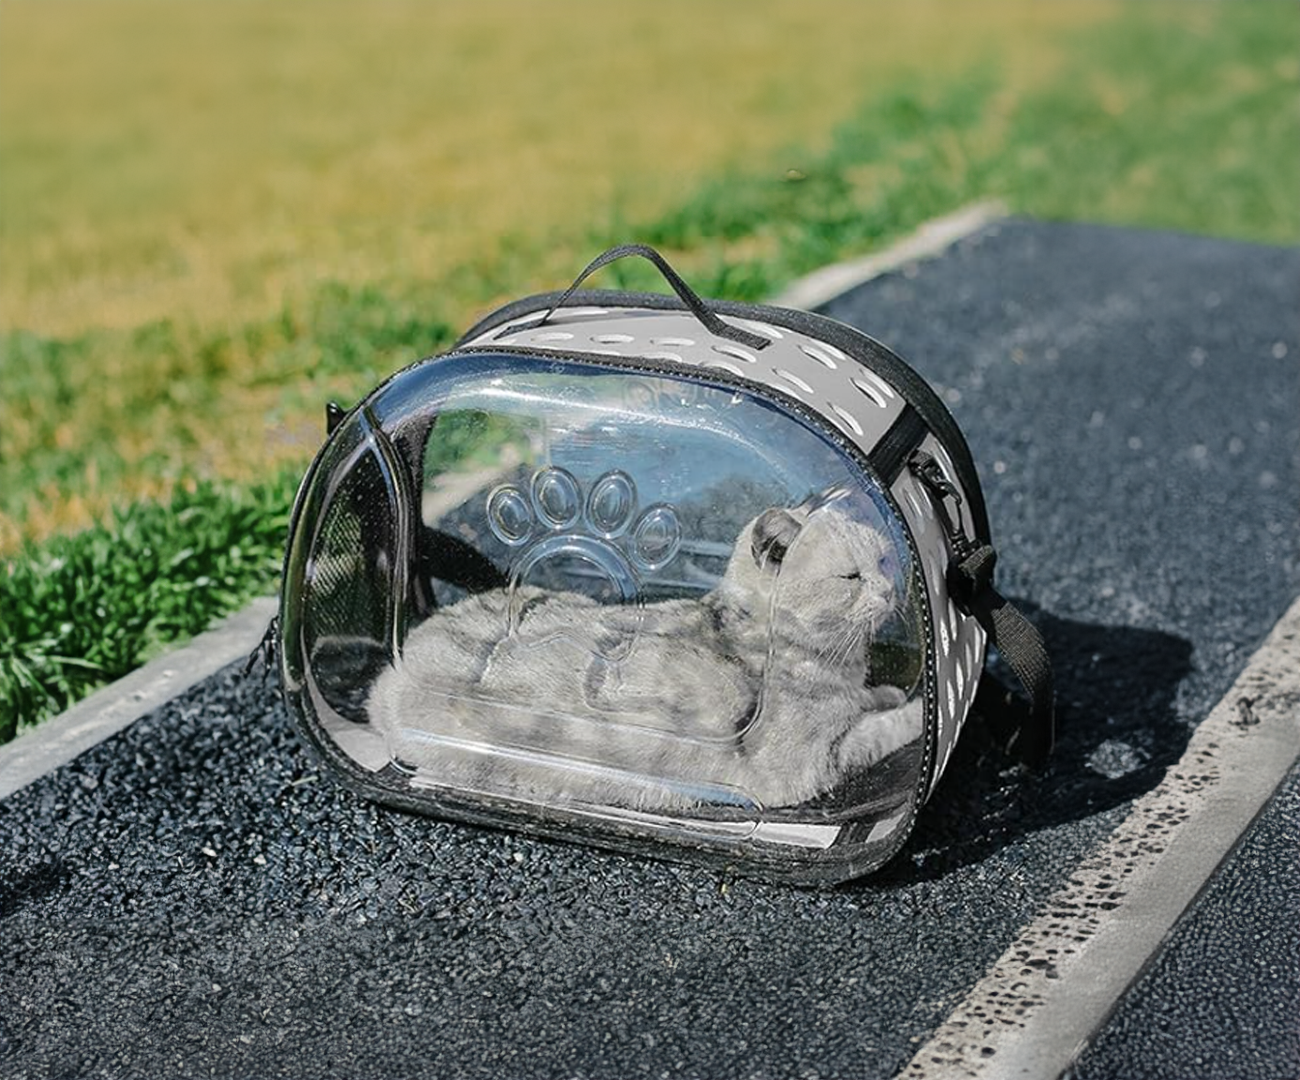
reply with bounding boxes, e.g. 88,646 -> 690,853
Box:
2,220 -> 1297,1079
1070,761 -> 1300,1080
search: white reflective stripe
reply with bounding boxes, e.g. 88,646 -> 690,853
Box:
751,821 -> 843,849
866,807 -> 909,843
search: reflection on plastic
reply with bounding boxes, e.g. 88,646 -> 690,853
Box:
292,355 -> 928,878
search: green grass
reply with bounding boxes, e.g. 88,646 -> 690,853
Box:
0,475 -> 297,742
623,9 -> 1299,300
0,286 -> 459,549
2,2 -> 1297,741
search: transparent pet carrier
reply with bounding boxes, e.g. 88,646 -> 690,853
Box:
277,246 -> 1053,883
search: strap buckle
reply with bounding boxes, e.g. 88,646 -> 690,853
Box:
950,543 -> 998,615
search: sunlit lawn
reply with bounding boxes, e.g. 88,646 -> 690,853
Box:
0,0 -> 1116,548
1,0 -> 1297,738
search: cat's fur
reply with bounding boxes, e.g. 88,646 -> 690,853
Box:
364,503 -> 922,812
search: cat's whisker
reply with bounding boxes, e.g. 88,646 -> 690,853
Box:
823,620 -> 868,667
822,621 -> 858,661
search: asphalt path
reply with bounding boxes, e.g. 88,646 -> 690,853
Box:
2,220 -> 1297,1079
1070,760 -> 1300,1080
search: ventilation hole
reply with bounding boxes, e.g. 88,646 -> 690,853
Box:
738,319 -> 783,340
929,556 -> 946,597
774,368 -> 813,395
829,403 -> 863,436
818,341 -> 847,361
703,359 -> 744,377
533,331 -> 575,343
651,336 -> 695,347
855,369 -> 896,401
851,377 -> 889,409
641,350 -> 683,363
712,344 -> 757,364
562,307 -> 609,317
800,344 -> 839,369
904,489 -> 926,526
591,333 -> 635,344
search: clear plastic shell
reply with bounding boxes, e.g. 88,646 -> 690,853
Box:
281,353 -> 930,882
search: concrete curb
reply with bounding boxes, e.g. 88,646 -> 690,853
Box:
0,201 -> 1004,798
0,595 -> 277,799
771,200 -> 1007,310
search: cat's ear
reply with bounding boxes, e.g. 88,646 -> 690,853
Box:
751,508 -> 802,569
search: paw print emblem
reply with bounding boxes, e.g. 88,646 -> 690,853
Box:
486,468 -> 682,658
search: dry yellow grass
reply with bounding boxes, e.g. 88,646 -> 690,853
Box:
0,0 -> 1116,549
0,0 -> 1108,337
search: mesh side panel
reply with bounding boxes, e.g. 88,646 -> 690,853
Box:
309,502 -> 367,640
304,452 -> 397,723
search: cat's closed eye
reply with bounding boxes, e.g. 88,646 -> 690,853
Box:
839,572 -> 862,581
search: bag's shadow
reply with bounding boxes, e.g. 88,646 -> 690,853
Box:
870,603 -> 1193,887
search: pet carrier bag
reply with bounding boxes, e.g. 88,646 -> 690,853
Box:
274,244 -> 1053,884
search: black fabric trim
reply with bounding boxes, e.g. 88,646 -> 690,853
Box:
458,286 -> 991,543
869,405 -> 928,486
417,526 -> 508,594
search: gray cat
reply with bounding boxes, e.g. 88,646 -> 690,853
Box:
365,502 -> 922,814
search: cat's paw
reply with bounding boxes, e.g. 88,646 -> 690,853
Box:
867,684 -> 908,711
836,696 -> 924,771
485,467 -> 682,660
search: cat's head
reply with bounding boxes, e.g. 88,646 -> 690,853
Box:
721,500 -> 898,647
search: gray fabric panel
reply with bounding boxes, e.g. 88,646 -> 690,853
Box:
469,306 -> 908,460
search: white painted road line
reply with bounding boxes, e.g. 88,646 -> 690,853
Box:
901,594 -> 1300,1080
771,200 -> 1007,311
0,595 -> 278,800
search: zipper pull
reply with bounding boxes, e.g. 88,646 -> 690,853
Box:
242,615 -> 280,681
909,450 -> 976,560
326,401 -> 348,435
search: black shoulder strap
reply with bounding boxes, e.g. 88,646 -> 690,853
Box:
910,451 -> 1055,767
951,544 -> 1056,767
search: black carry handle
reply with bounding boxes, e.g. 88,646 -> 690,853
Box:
494,243 -> 772,352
